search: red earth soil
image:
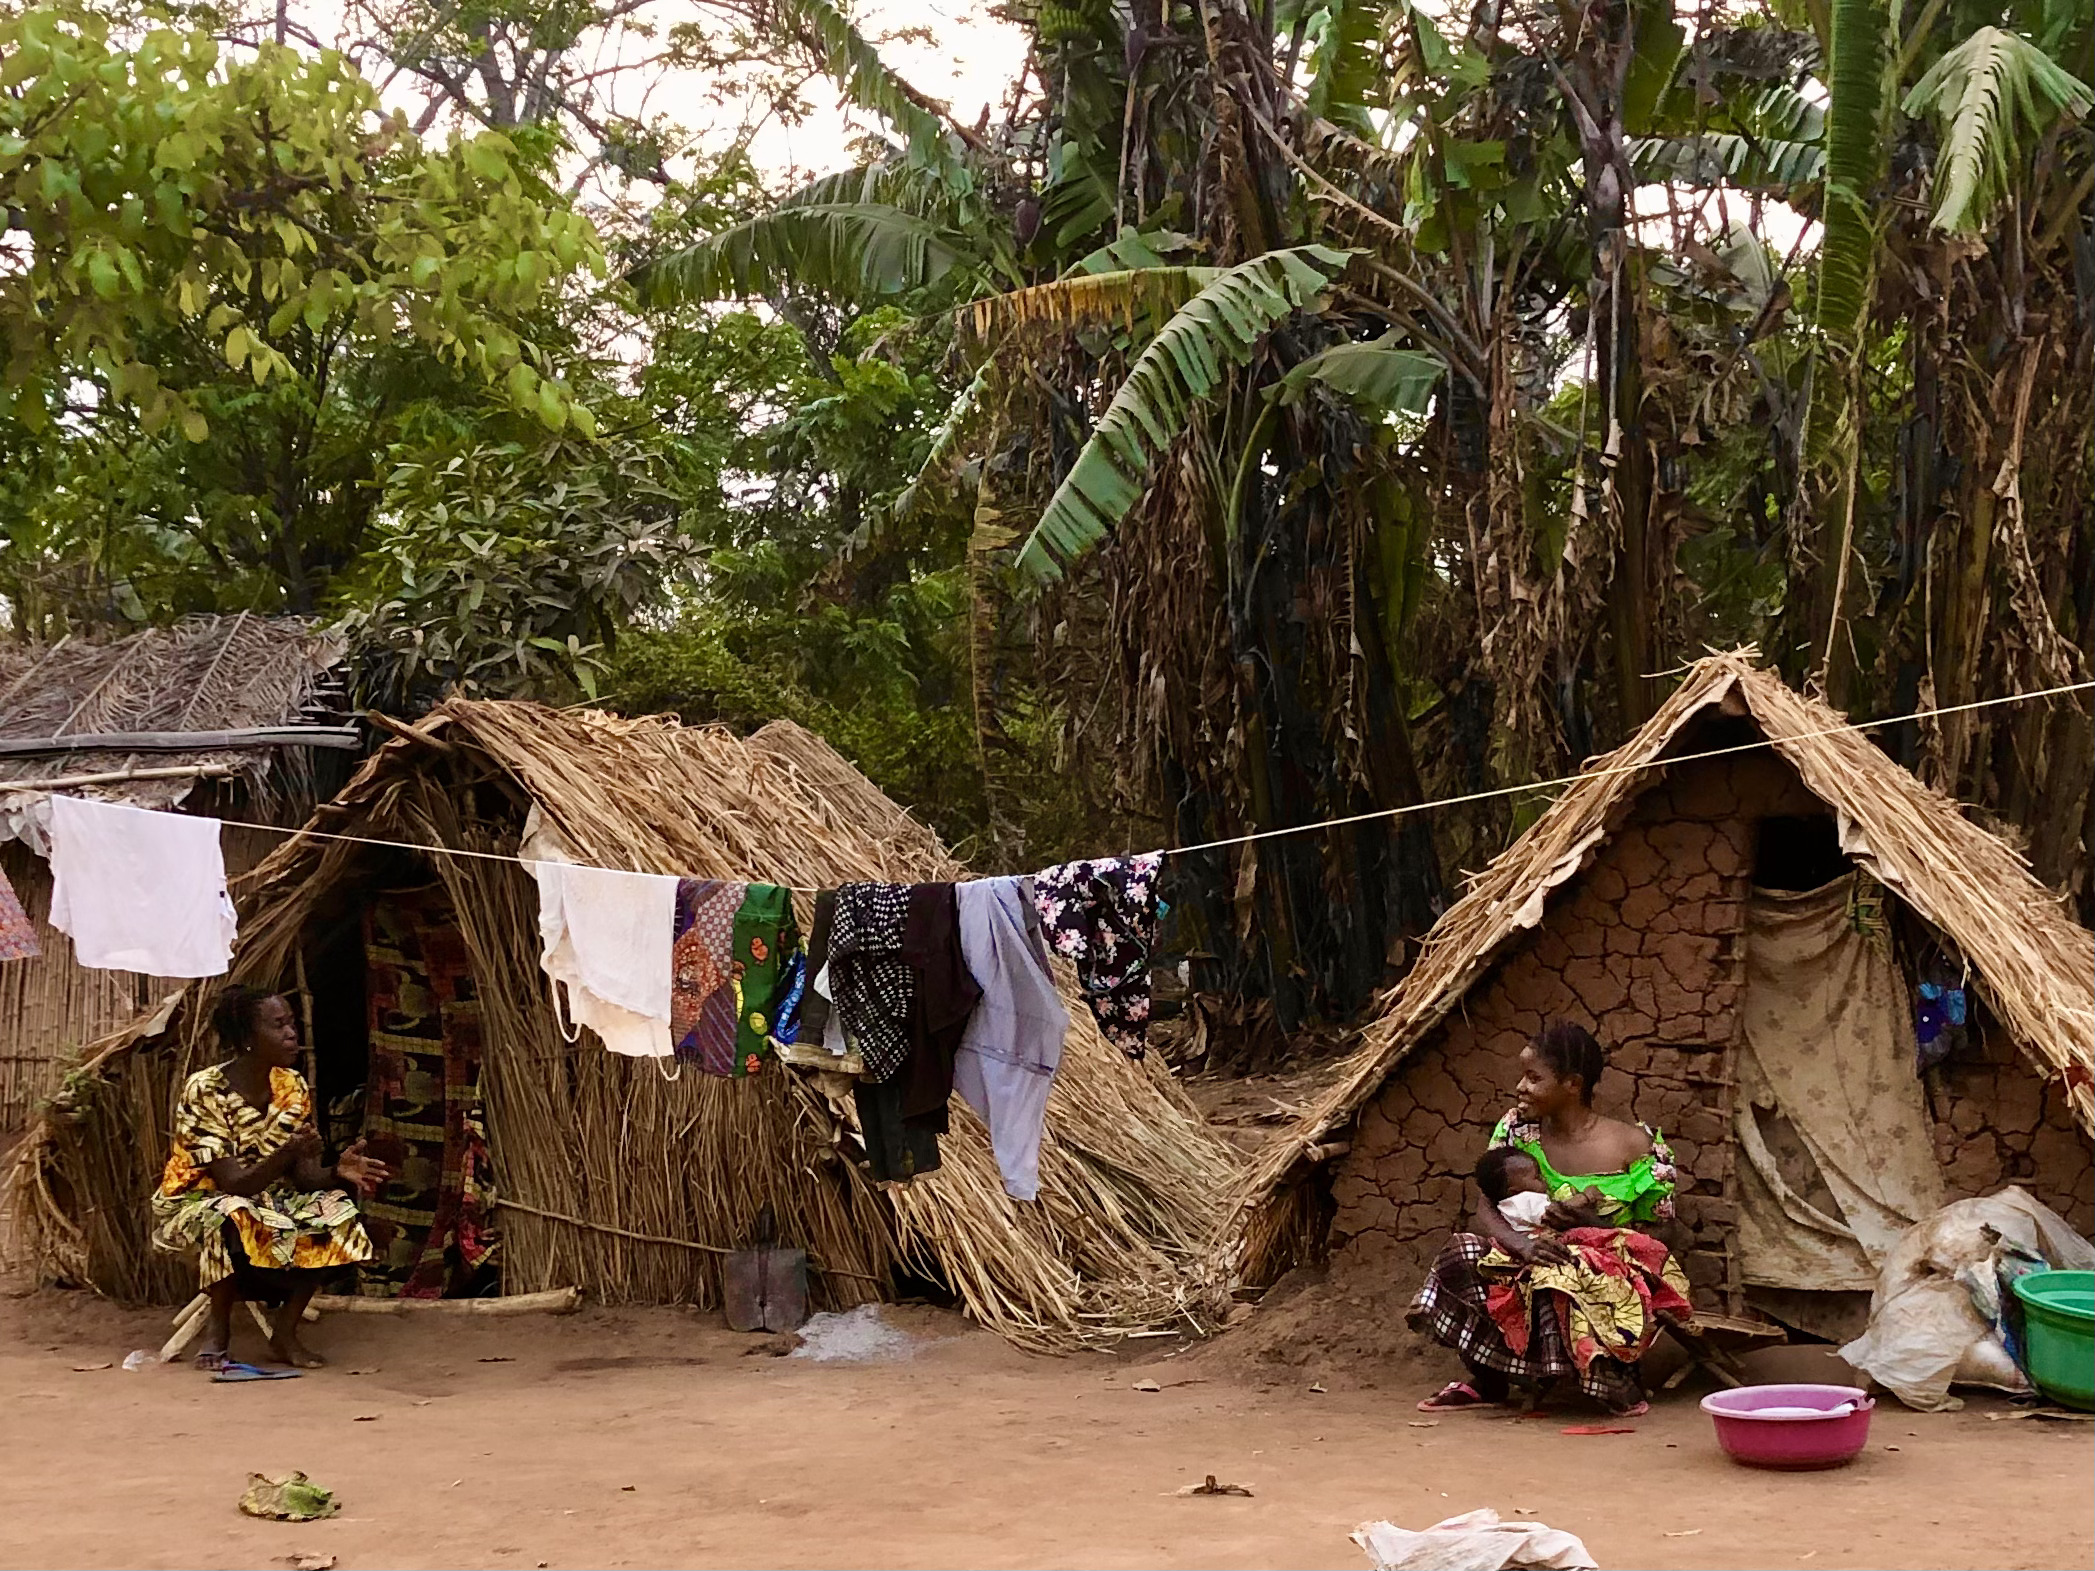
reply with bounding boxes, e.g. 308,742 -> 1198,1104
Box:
2,1286 -> 2088,1570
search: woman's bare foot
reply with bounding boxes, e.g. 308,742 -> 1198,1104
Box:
267,1334 -> 327,1369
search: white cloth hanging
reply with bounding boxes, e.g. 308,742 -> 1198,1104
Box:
48,795 -> 236,977
529,858 -> 677,1058
952,875 -> 1069,1202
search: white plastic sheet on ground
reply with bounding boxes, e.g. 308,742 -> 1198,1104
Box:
787,1304 -> 920,1364
1839,1187 -> 2095,1411
1353,1508 -> 1597,1571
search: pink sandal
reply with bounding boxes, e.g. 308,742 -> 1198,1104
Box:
1417,1380 -> 1493,1412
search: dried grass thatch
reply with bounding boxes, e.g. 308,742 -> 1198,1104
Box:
1233,651 -> 2095,1284
0,614 -> 345,821
4,699 -> 1238,1350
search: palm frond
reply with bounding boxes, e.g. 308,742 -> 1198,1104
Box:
1630,132 -> 1825,190
1270,335 -> 1442,413
1065,228 -> 1203,276
1631,83 -> 1827,191
1816,0 -> 1893,345
889,365 -> 992,523
1903,26 -> 2092,233
631,203 -> 964,305
779,153 -> 953,219
777,0 -> 973,193
1303,0 -> 1384,137
962,266 -> 1223,341
1011,246 -> 1356,585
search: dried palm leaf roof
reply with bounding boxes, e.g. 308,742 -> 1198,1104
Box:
0,614 -> 345,817
1236,651 -> 2095,1245
8,696 -> 1239,1349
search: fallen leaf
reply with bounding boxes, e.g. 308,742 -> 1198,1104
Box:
347,1368 -> 378,1376
1514,1508 -> 1539,1517
1173,1475 -> 1253,1497
478,1356 -> 515,1364
71,1363 -> 112,1372
1664,1530 -> 1702,1539
1132,1378 -> 1162,1392
1308,1382 -> 1327,1394
353,1415 -> 379,1423
279,1556 -> 338,1570
620,1485 -> 636,1493
1406,1421 -> 1438,1429
1884,1445 -> 1900,1452
239,1473 -> 339,1522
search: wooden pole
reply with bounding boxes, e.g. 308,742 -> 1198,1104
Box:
0,763 -> 237,794
309,1286 -> 583,1316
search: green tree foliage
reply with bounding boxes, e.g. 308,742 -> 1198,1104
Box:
0,2 -> 611,644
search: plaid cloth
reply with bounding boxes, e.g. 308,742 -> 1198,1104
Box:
1409,1232 -> 1661,1409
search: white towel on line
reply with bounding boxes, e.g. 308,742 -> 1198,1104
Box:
48,795 -> 237,977
530,858 -> 678,1058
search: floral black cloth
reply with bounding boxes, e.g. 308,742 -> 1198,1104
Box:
1031,853 -> 1163,1059
828,882 -> 916,1082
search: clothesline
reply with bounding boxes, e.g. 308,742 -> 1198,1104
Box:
149,672 -> 2095,880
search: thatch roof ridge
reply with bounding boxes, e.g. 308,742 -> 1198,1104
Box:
0,614 -> 345,813
1237,652 -> 2095,1226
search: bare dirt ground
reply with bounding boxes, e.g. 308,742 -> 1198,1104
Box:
3,1287 -> 2089,1571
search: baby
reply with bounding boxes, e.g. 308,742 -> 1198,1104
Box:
1474,1146 -> 1552,1234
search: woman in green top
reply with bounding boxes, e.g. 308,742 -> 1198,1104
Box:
1410,1020 -> 1686,1415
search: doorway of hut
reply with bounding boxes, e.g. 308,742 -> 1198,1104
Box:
1733,816 -> 1944,1342
298,861 -> 498,1300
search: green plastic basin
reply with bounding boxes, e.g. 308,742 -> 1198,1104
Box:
2012,1269 -> 2095,1411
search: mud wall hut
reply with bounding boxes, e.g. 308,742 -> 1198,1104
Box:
0,617 -> 353,1129
1236,654 -> 2093,1337
4,700 -> 1238,1351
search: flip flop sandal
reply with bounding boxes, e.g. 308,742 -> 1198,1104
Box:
1417,1381 -> 1488,1412
212,1360 -> 302,1383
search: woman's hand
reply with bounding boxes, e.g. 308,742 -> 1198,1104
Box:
1514,1232 -> 1574,1267
1541,1185 -> 1604,1231
332,1137 -> 391,1198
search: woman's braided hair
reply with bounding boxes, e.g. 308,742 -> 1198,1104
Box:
1530,1019 -> 1606,1105
211,984 -> 278,1053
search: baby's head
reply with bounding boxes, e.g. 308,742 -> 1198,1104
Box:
1475,1147 -> 1547,1205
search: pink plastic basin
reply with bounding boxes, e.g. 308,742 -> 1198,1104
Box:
1700,1383 -> 1875,1470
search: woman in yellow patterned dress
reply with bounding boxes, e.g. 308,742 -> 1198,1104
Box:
154,986 -> 389,1369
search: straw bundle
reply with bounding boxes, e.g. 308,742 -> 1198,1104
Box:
1232,650 -> 2095,1284
6,700 -> 1239,1350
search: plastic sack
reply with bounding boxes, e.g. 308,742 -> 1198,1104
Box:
1840,1187 -> 2094,1411
1354,1508 -> 1597,1571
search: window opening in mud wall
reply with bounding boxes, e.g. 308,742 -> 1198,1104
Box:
1753,813 -> 1848,892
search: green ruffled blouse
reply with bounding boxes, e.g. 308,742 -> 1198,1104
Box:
1487,1110 -> 1678,1225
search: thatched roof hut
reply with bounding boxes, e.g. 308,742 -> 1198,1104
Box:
0,616 -> 352,1128
5,699 -> 1238,1351
1233,652 -> 2093,1327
